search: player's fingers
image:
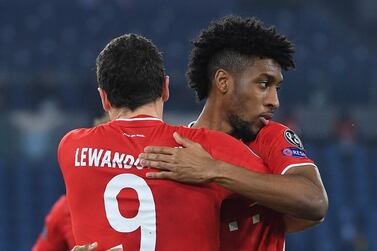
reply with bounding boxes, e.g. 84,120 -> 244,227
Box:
144,145 -> 176,154
173,132 -> 203,148
71,242 -> 98,251
146,171 -> 175,180
106,244 -> 123,251
173,132 -> 193,147
139,153 -> 174,163
140,159 -> 174,170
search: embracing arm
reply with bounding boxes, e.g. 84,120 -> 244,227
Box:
141,132 -> 328,221
207,160 -> 327,220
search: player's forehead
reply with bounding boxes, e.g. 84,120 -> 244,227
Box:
243,57 -> 283,82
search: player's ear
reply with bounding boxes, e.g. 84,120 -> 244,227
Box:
161,75 -> 170,102
98,87 -> 111,112
214,69 -> 231,94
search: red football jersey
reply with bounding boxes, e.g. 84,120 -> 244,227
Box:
58,115 -> 266,251
220,121 -> 316,251
251,121 -> 315,175
32,195 -> 75,251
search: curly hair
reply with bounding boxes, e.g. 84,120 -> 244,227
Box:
96,34 -> 165,110
187,15 -> 295,100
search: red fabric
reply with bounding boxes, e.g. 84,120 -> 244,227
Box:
58,116 -> 265,251
220,122 -> 316,251
220,197 -> 285,251
32,195 -> 75,251
250,121 -> 315,175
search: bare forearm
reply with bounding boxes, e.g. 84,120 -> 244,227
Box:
212,161 -> 327,220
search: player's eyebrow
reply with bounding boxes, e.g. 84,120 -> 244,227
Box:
259,73 -> 283,83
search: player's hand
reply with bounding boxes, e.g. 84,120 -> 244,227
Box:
140,132 -> 218,184
71,243 -> 98,251
71,242 -> 123,251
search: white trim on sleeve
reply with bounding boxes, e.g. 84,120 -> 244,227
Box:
280,163 -> 318,175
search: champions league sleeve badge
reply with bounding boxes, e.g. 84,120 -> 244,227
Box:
284,129 -> 304,150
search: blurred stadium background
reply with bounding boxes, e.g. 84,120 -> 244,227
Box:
0,0 -> 376,250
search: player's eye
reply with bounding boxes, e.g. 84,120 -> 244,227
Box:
258,81 -> 268,89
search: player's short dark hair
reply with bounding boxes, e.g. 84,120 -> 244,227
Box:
187,15 -> 295,100
96,34 -> 165,110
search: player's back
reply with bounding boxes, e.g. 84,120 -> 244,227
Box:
59,115 -> 262,251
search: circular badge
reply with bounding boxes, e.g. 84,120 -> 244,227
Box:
284,130 -> 304,149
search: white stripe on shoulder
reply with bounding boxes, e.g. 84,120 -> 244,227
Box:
281,163 -> 318,175
115,117 -> 163,122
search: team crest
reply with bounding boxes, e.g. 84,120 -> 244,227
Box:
284,130 -> 304,149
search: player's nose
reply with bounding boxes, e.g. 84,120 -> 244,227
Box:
265,88 -> 280,109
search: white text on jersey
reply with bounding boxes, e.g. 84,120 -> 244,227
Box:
74,147 -> 143,169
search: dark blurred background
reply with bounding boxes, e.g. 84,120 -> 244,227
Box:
0,0 -> 376,250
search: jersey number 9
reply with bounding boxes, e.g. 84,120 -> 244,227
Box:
104,174 -> 156,251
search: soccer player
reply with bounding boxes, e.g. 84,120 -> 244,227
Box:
139,16 -> 328,250
32,195 -> 75,251
58,33 -> 273,250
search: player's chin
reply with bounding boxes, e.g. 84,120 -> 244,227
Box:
252,121 -> 265,134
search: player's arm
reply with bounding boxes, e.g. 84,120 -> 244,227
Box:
280,166 -> 325,232
199,156 -> 327,221
141,132 -> 328,221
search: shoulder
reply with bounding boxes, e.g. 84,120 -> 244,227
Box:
250,121 -> 315,174
173,125 -> 251,153
257,121 -> 288,138
58,125 -> 101,152
173,125 -> 209,141
252,121 -> 304,150
59,128 -> 89,146
205,129 -> 258,160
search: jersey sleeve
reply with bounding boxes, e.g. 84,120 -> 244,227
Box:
250,122 -> 316,175
32,196 -> 74,251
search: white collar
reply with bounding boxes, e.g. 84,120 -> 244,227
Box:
115,117 -> 163,122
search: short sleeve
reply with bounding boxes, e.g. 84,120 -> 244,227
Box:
250,122 -> 316,175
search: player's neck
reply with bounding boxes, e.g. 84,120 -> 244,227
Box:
109,100 -> 164,121
193,100 -> 232,135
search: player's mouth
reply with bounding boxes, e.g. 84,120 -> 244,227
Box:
259,113 -> 273,126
